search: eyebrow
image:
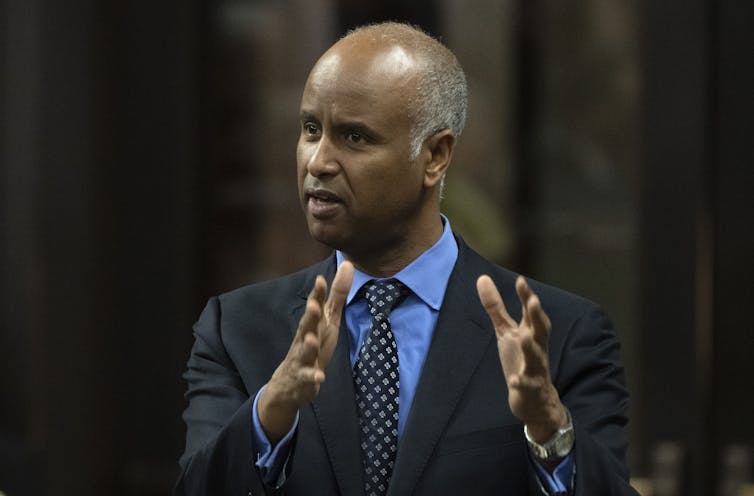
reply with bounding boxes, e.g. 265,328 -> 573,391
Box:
299,110 -> 318,123
336,121 -> 375,136
299,111 -> 386,142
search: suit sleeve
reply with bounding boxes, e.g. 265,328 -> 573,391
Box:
531,305 -> 639,495
173,297 -> 280,496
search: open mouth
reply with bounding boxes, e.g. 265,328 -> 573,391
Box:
307,189 -> 341,203
305,188 -> 343,217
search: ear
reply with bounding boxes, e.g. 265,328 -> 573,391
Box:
421,129 -> 456,189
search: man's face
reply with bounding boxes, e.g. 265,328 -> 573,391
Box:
297,42 -> 428,257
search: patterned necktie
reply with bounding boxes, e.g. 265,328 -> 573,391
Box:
354,279 -> 410,496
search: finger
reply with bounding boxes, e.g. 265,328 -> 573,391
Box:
476,275 -> 516,332
312,275 -> 327,305
294,281 -> 325,342
497,331 -> 524,380
324,261 -> 354,326
296,298 -> 322,341
520,333 -> 548,377
297,330 -> 320,365
515,276 -> 533,328
527,294 -> 552,350
297,365 -> 325,385
512,372 -> 543,392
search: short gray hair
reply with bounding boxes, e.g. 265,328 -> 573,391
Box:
344,23 -> 468,160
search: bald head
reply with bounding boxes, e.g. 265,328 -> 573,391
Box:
297,22 -> 463,264
321,22 -> 468,159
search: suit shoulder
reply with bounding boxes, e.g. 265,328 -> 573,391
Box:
460,239 -> 600,317
216,257 -> 333,315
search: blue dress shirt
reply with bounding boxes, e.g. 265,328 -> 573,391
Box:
339,215 -> 458,438
251,215 -> 573,493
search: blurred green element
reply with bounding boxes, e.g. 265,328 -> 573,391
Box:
442,175 -> 514,264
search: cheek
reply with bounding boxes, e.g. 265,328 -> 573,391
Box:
381,159 -> 422,189
359,163 -> 420,207
296,145 -> 309,178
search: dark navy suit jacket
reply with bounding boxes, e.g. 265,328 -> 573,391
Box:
175,236 -> 638,495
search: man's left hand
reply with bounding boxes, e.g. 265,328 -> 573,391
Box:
476,275 -> 568,444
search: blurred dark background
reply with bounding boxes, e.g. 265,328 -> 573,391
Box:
1,0 -> 752,495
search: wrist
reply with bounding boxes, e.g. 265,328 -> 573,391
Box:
258,383 -> 299,445
525,401 -> 568,443
525,406 -> 574,466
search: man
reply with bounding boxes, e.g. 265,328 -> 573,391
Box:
175,22 -> 637,495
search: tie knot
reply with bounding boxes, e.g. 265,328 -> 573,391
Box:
361,279 -> 409,318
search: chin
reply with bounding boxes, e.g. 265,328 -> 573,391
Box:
307,221 -> 345,250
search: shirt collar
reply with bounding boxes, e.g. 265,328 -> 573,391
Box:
336,214 -> 458,310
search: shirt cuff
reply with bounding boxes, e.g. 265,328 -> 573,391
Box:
251,385 -> 299,488
530,450 -> 575,495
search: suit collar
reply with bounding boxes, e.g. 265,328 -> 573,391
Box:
294,255 -> 337,302
292,255 -> 366,495
311,318 -> 366,496
388,237 -> 495,495
294,238 -> 500,496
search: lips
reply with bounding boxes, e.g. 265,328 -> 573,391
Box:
304,187 -> 344,218
306,188 -> 341,203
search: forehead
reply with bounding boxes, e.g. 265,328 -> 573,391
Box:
300,43 -> 418,123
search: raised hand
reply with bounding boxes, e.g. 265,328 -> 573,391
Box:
258,261 -> 354,443
476,275 -> 567,444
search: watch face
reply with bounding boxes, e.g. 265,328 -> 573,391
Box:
526,422 -> 575,462
524,409 -> 575,462
551,428 -> 575,458
534,444 -> 549,459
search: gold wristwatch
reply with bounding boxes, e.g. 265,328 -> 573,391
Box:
524,408 -> 575,463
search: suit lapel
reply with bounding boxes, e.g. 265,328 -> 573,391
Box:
298,257 -> 365,496
388,244 -> 496,496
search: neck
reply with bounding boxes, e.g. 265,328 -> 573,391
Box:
341,216 -> 444,278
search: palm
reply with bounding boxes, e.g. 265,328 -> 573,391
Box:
497,327 -> 523,386
477,274 -> 561,430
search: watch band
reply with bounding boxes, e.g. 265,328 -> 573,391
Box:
524,407 -> 575,463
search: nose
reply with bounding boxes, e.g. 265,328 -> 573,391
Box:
305,134 -> 340,178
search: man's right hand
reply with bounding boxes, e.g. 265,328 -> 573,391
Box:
258,261 -> 354,444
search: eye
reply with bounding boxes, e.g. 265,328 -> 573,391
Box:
346,131 -> 365,144
302,121 -> 320,137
